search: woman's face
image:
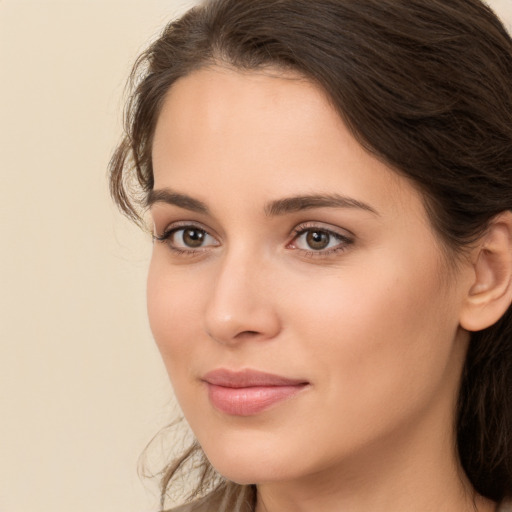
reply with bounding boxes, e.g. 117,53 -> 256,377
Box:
148,67 -> 471,486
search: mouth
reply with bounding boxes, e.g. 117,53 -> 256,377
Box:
202,369 -> 310,416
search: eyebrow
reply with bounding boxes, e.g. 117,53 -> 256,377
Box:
147,188 -> 378,216
146,189 -> 209,214
265,194 -> 379,216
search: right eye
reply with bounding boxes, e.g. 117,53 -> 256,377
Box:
154,225 -> 220,253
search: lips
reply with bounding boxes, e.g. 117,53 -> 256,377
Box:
202,369 -> 309,416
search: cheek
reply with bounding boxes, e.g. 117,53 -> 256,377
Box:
285,250 -> 459,421
146,255 -> 204,374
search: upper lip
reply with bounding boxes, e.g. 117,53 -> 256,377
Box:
202,369 -> 309,388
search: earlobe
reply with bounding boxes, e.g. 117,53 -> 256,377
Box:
460,211 -> 512,332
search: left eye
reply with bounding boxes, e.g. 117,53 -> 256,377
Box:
291,228 -> 347,252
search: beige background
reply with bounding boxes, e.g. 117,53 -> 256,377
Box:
1,1 -> 511,511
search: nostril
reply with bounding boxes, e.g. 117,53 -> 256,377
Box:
204,287 -> 281,344
230,330 -> 266,342
235,330 -> 260,338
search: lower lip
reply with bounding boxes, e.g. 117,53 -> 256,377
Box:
206,383 -> 308,416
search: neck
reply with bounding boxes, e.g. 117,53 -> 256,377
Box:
254,395 -> 495,512
255,444 -> 494,512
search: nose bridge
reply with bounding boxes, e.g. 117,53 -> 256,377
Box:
204,245 -> 280,344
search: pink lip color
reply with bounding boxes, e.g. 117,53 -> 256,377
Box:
202,369 -> 309,416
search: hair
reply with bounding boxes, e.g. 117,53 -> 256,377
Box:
109,0 -> 512,509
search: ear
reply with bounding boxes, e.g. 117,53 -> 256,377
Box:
460,211 -> 512,332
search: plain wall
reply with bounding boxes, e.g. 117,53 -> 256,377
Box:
0,2 -> 196,511
1,1 -> 511,511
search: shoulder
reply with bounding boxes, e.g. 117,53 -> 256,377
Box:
165,495 -> 216,512
166,503 -> 208,512
498,499 -> 512,512
165,489 -> 225,512
166,500 -> 211,512
168,495 -> 512,512
165,484 -> 254,512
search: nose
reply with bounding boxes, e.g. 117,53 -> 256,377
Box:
204,252 -> 281,345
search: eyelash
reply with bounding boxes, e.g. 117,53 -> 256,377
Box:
153,222 -> 354,259
153,222 -> 216,257
289,223 -> 354,258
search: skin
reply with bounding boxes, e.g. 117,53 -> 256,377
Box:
148,66 -> 498,512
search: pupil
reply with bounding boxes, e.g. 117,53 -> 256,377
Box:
183,229 -> 204,247
306,231 -> 329,250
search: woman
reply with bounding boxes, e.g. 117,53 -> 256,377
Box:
109,0 -> 512,511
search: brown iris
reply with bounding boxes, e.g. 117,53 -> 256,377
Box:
182,228 -> 205,247
306,230 -> 330,250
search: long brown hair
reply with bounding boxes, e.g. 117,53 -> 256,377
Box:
109,0 -> 512,508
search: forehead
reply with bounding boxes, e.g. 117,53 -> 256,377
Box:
153,66 -> 334,160
151,66 -> 426,226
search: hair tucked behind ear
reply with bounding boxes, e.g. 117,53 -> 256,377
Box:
458,310 -> 512,499
109,0 -> 512,508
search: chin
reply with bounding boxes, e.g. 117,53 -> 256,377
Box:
207,455 -> 288,486
198,430 -> 299,485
